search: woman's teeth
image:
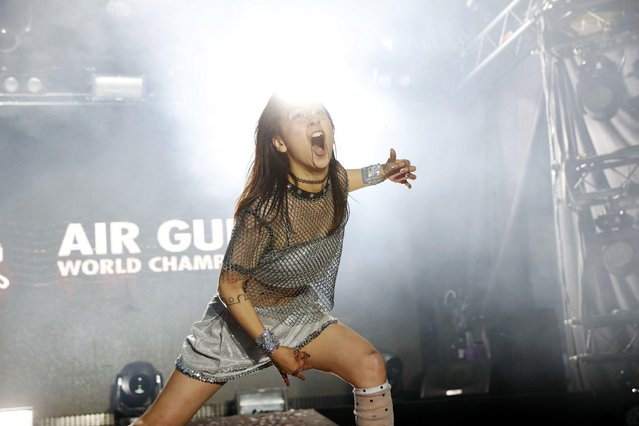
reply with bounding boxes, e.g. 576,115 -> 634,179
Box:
311,131 -> 325,148
311,131 -> 326,155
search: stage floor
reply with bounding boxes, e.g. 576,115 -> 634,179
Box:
181,391 -> 634,426
34,391 -> 636,426
315,392 -> 635,426
187,408 -> 338,425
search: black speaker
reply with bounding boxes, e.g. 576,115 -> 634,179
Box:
486,308 -> 567,395
420,359 -> 491,398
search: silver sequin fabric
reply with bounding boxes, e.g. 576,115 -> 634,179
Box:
177,162 -> 349,383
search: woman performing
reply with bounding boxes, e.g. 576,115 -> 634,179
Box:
134,93 -> 417,425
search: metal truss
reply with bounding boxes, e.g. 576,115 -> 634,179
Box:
457,0 -> 540,90
567,310 -> 639,365
542,2 -> 639,392
0,93 -> 148,106
459,0 -> 639,392
457,0 -> 639,90
540,0 -> 639,57
566,146 -> 639,210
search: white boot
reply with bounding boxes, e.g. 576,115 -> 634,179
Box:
353,380 -> 394,425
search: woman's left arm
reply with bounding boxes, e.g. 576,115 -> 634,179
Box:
347,147 -> 417,192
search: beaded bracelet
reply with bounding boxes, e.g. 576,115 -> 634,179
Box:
361,164 -> 386,186
255,329 -> 280,356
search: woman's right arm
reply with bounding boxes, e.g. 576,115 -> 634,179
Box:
217,272 -> 311,385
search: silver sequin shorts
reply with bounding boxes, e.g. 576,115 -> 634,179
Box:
175,296 -> 338,383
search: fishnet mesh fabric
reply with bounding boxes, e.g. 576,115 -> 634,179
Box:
222,164 -> 349,326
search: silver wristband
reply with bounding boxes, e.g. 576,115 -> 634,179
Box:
362,164 -> 385,186
255,329 -> 280,356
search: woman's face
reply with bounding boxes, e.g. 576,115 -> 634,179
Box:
272,101 -> 335,177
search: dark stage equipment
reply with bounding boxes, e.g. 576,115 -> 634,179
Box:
486,308 -> 568,395
235,387 -> 288,416
112,361 -> 163,426
576,55 -> 626,121
381,350 -> 405,395
420,359 -> 491,398
591,220 -> 639,278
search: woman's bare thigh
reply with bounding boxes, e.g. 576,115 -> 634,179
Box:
135,369 -> 223,426
301,322 -> 386,388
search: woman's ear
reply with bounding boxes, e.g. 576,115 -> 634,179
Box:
272,136 -> 287,153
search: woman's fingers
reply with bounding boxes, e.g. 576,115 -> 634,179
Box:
292,372 -> 305,381
278,368 -> 306,386
277,349 -> 312,386
388,170 -> 417,190
296,350 -> 311,364
386,161 -> 416,177
388,148 -> 397,163
279,369 -> 291,386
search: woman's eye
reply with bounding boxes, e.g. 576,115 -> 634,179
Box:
290,111 -> 306,121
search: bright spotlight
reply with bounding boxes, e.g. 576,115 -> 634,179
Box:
3,76 -> 19,93
26,77 -> 42,93
0,407 -> 33,426
92,75 -> 145,100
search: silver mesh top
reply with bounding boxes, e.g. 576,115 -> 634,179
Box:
221,162 -> 349,326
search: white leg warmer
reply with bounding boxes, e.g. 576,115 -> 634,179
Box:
353,380 -> 394,425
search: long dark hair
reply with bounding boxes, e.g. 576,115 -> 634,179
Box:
235,94 -> 347,232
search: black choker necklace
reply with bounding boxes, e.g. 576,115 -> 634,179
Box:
290,173 -> 328,185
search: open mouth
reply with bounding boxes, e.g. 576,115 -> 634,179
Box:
311,131 -> 326,156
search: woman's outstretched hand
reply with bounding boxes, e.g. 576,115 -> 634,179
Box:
270,346 -> 312,386
382,148 -> 417,189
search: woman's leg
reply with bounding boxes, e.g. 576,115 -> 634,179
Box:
131,369 -> 224,426
301,322 -> 393,425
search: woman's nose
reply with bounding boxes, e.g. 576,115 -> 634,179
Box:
308,112 -> 321,125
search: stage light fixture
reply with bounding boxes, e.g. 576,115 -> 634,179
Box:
0,0 -> 31,54
1,75 -> 44,94
599,231 -> 639,278
566,10 -> 622,37
0,27 -> 19,53
112,361 -> 163,425
0,407 -> 33,426
576,58 -> 626,121
3,75 -> 19,93
26,77 -> 42,93
594,211 -> 634,232
235,387 -> 288,415
420,359 -> 491,398
591,212 -> 639,278
92,75 -> 144,100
